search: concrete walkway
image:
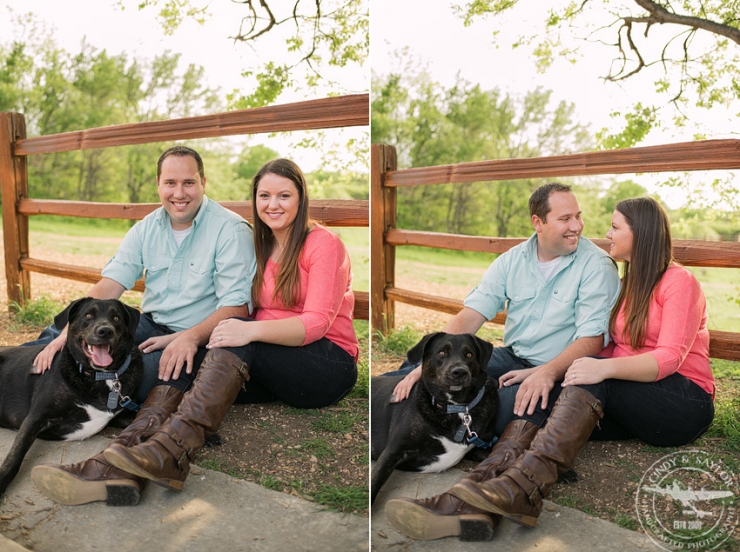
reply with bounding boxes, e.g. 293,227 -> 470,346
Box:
372,468 -> 659,552
0,429 -> 368,552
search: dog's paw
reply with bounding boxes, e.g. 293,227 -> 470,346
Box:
203,433 -> 224,448
557,469 -> 580,484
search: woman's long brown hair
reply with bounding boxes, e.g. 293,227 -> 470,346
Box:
609,197 -> 674,350
251,159 -> 311,309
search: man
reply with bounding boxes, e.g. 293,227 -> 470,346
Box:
383,183 -> 620,540
30,145 -> 256,507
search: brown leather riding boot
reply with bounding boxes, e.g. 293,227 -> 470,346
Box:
104,348 -> 249,492
31,385 -> 184,506
453,386 -> 603,528
385,419 -> 539,541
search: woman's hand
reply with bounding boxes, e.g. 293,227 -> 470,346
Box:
390,366 -> 422,403
498,367 -> 536,388
562,357 -> 608,387
207,318 -> 254,349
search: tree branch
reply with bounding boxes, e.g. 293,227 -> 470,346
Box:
632,0 -> 740,45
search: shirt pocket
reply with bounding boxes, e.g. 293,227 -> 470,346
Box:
508,284 -> 536,302
188,258 -> 215,279
143,260 -> 169,279
551,284 -> 577,305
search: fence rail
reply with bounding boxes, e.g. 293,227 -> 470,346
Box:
370,141 -> 740,360
0,94 -> 370,320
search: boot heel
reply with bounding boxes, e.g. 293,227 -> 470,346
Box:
105,483 -> 141,506
153,478 -> 184,492
459,515 -> 496,541
507,513 -> 538,528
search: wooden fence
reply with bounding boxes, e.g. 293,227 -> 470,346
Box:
370,141 -> 740,360
0,94 -> 369,320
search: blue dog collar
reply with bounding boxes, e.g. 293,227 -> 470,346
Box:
432,386 -> 487,414
77,355 -> 142,412
432,387 -> 498,449
77,354 -> 132,380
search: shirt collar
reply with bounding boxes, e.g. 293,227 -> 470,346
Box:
156,195 -> 210,229
525,232 -> 579,268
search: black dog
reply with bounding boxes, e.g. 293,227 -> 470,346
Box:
371,332 -> 498,504
0,298 -> 143,496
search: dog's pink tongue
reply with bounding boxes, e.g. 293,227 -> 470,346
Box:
91,345 -> 113,367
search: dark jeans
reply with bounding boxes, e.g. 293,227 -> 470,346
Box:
580,373 -> 714,446
383,346 -> 539,435
26,312 -> 204,403
224,337 -> 357,409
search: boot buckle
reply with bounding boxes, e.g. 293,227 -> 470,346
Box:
176,450 -> 190,467
234,362 -> 250,382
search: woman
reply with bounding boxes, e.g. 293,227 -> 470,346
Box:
102,158 -> 359,492
385,197 -> 714,540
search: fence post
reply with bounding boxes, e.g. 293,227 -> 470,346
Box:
371,144 -> 397,335
0,112 -> 30,309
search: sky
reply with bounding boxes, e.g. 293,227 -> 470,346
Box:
370,0 -> 740,209
0,0 -> 368,172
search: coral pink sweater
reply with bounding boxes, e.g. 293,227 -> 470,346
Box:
255,225 -> 359,360
601,264 -> 714,397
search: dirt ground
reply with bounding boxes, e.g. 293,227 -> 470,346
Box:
0,236 -> 368,516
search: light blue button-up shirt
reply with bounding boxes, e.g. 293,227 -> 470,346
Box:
464,234 -> 620,365
102,196 -> 256,332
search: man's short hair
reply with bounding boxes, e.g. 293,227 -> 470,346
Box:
529,182 -> 572,222
157,146 -> 205,180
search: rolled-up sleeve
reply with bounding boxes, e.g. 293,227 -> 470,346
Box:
213,221 -> 256,313
101,223 -> 145,289
573,255 -> 621,346
464,255 -> 508,320
298,236 -> 351,346
650,270 -> 705,379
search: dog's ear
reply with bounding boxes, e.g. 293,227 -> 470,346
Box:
54,297 -> 94,328
119,302 -> 141,336
406,332 -> 445,366
471,335 -> 494,368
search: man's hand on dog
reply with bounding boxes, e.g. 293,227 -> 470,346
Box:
32,329 -> 68,374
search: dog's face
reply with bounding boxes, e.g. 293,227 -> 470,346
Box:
408,332 -> 493,403
55,298 -> 141,372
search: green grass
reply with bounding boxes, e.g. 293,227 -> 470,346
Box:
704,395 -> 740,451
373,325 -> 423,356
197,458 -> 240,478
309,484 -> 367,513
309,410 -> 362,434
398,245 -> 496,268
332,227 -> 369,292
259,475 -> 283,491
10,295 -> 65,330
614,513 -> 637,531
29,215 -> 132,238
300,438 -> 334,459
347,319 -> 369,399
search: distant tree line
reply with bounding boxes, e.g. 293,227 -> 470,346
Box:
0,15 -> 367,206
371,64 -> 740,241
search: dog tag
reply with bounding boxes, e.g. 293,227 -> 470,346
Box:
107,391 -> 119,410
453,424 -> 466,443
